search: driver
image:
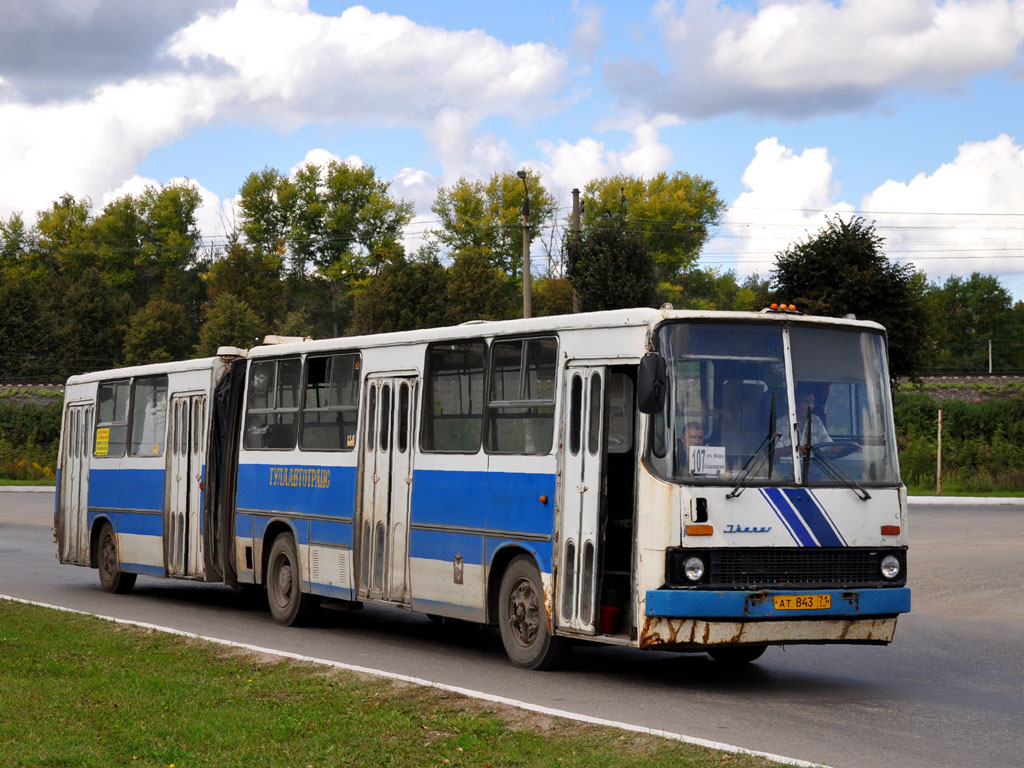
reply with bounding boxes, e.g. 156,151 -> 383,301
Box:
778,385 -> 831,449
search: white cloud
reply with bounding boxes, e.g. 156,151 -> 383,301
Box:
537,117 -> 678,192
706,134 -> 1024,296
705,138 -> 854,276
167,2 -> 568,129
609,0 -> 1024,119
0,1 -> 567,224
862,134 -> 1024,286
287,148 -> 363,178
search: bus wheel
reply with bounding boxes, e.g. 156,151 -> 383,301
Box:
708,645 -> 767,664
97,522 -> 136,594
266,534 -> 316,626
498,555 -> 567,670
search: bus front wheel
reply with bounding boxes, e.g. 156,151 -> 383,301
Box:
97,522 -> 136,594
266,534 -> 317,626
497,555 -> 567,670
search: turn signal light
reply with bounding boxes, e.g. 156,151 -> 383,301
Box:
881,525 -> 901,535
685,524 -> 714,536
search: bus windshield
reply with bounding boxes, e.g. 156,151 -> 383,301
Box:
646,321 -> 901,488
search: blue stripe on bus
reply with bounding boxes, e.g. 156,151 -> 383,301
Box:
89,468 -> 165,512
645,587 -> 911,618
310,519 -> 353,547
236,463 -> 357,517
782,489 -> 844,547
411,469 -> 556,535
120,562 -> 165,578
762,488 -> 816,546
112,511 -> 163,537
410,528 -> 485,566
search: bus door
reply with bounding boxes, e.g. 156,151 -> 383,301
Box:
358,376 -> 417,603
557,365 -> 606,634
58,403 -> 93,564
166,393 -> 206,577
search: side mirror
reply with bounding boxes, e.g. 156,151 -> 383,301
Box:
637,354 -> 667,414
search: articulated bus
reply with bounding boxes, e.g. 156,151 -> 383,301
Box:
55,307 -> 910,668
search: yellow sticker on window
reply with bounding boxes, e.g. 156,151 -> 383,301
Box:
346,434 -> 355,448
95,427 -> 110,456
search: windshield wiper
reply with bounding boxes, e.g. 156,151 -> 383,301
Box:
806,446 -> 872,501
727,393 -> 779,499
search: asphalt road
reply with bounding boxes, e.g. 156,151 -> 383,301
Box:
2,491 -> 1022,768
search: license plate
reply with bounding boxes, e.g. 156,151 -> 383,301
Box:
773,594 -> 831,610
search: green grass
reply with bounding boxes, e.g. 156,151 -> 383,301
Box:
0,478 -> 55,487
906,485 -> 1024,498
0,601 -> 783,768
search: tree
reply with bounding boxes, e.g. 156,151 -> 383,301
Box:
771,215 -> 927,378
580,172 -> 725,287
196,294 -> 264,356
443,248 -> 517,324
350,255 -> 448,335
566,219 -> 655,311
122,299 -> 192,365
431,170 -> 555,278
921,273 -> 1021,372
206,240 -> 286,327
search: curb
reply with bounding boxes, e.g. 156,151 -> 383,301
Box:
0,486 -> 56,493
908,495 -> 1024,506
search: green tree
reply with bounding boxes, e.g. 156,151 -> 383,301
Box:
431,171 -> 555,278
566,219 -> 655,311
772,215 -> 927,378
196,294 -> 264,356
921,273 -> 1020,372
56,267 -> 132,375
580,172 -> 725,287
122,299 -> 192,365
350,256 -> 448,335
443,248 -> 517,324
206,240 -> 286,327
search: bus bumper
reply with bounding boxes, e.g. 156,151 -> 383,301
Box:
639,587 -> 910,650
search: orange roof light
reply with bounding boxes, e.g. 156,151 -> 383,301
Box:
788,304 -> 796,311
770,303 -> 779,310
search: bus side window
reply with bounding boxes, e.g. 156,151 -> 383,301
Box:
300,353 -> 360,451
422,340 -> 486,453
485,336 -> 557,455
244,358 -> 300,450
129,376 -> 168,457
95,380 -> 130,457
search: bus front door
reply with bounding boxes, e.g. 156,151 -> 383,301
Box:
358,376 -> 417,604
58,403 -> 93,564
166,393 -> 206,577
557,365 -> 606,634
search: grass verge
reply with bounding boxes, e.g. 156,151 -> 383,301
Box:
0,601 -> 784,768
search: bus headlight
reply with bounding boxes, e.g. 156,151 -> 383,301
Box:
683,556 -> 705,582
880,554 -> 900,579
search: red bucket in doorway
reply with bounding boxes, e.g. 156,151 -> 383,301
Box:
599,604 -> 620,634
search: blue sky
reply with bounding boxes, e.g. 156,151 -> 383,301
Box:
2,0 -> 1024,295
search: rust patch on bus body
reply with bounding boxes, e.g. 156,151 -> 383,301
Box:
639,616 -> 898,649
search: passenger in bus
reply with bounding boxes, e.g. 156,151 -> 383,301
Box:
676,420 -> 705,473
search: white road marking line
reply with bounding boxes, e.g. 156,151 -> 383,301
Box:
1,594 -> 829,768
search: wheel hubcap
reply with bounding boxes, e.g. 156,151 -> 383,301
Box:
101,536 -> 116,575
508,578 -> 539,646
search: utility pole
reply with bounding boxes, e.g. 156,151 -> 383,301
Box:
517,170 -> 532,319
571,188 -> 581,313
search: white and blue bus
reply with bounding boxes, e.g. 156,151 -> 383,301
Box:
55,307 -> 910,668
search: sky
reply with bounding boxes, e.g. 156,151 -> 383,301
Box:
2,0 -> 1024,297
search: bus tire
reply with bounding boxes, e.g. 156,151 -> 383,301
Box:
266,533 -> 317,627
497,555 -> 567,670
97,522 -> 136,594
707,645 -> 767,664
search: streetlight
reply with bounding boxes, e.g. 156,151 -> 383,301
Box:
517,169 -> 531,319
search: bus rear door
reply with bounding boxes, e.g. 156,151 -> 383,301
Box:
58,403 -> 93,564
166,393 -> 206,577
